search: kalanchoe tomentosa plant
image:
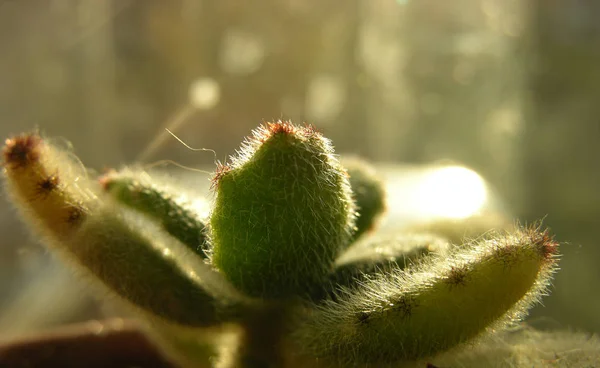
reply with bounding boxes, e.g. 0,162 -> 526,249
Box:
2,121 -> 561,367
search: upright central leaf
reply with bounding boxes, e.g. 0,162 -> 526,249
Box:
210,121 -> 355,298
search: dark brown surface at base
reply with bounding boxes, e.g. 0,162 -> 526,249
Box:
0,319 -> 178,368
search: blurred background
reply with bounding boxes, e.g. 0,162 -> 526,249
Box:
0,0 -> 599,340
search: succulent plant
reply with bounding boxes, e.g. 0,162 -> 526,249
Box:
2,121 -> 561,367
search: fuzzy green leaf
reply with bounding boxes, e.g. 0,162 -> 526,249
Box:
210,121 -> 355,298
101,169 -> 209,258
289,227 -> 559,365
342,157 -> 386,242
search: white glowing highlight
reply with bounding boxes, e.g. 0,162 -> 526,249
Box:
189,78 -> 220,110
417,166 -> 488,219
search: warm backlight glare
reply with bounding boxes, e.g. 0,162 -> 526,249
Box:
417,166 -> 488,219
